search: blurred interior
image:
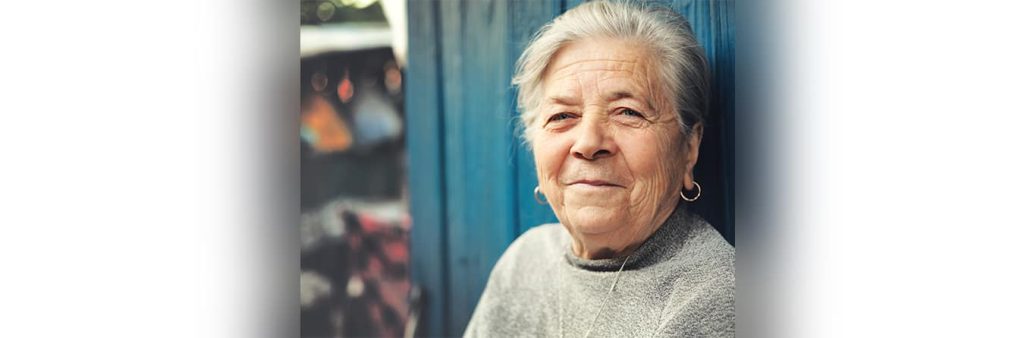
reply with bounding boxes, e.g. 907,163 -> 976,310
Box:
299,0 -> 414,336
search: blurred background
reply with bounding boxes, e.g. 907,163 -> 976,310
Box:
300,0 -> 732,337
299,0 -> 412,337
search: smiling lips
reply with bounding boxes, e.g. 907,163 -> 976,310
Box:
569,179 -> 623,187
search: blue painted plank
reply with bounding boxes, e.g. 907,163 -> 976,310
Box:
438,0 -> 517,334
563,0 -> 586,11
712,0 -> 736,245
437,1 -> 468,334
406,0 -> 448,336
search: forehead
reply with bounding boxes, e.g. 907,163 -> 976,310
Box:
544,38 -> 654,91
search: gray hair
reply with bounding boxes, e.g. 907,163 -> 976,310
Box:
512,0 -> 710,146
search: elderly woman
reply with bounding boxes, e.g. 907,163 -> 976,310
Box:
464,1 -> 735,337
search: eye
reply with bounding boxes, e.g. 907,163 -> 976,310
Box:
547,112 -> 575,122
620,108 -> 645,118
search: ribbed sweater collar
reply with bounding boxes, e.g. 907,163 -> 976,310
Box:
561,202 -> 697,272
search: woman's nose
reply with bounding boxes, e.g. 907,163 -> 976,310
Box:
570,118 -> 616,160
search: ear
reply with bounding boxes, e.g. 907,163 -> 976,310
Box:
682,122 -> 704,190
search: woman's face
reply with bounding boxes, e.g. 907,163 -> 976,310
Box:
533,37 -> 700,254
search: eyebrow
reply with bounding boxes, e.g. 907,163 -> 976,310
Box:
547,95 -> 581,106
604,90 -> 655,110
545,91 -> 655,109
604,91 -> 636,102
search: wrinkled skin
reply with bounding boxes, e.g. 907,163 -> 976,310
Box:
533,37 -> 703,259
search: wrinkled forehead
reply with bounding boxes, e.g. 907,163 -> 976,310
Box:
540,39 -> 662,107
544,39 -> 653,84
547,58 -> 643,82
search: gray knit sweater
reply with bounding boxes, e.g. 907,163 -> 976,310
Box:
464,204 -> 735,337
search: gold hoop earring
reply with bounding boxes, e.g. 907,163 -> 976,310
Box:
534,186 -> 548,205
680,181 -> 701,202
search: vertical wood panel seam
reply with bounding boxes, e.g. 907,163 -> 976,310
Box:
428,0 -> 452,333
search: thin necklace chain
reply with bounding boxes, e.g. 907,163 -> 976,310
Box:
559,253 -> 633,338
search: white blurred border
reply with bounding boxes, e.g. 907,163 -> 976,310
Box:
0,0 -> 297,337
769,0 -> 1024,336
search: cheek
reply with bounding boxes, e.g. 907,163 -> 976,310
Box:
622,131 -> 685,198
532,135 -> 573,183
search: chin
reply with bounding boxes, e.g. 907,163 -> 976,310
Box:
566,207 -> 628,235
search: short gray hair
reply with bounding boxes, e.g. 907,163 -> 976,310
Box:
513,0 -> 710,146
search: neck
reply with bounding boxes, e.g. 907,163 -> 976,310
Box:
570,238 -> 643,260
567,204 -> 677,260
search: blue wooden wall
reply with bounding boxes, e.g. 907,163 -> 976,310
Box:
406,0 -> 733,335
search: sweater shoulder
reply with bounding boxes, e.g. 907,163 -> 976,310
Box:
656,218 -> 735,336
489,223 -> 564,280
665,215 -> 734,276
465,224 -> 564,336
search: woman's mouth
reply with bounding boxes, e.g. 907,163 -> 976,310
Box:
570,179 -> 621,187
